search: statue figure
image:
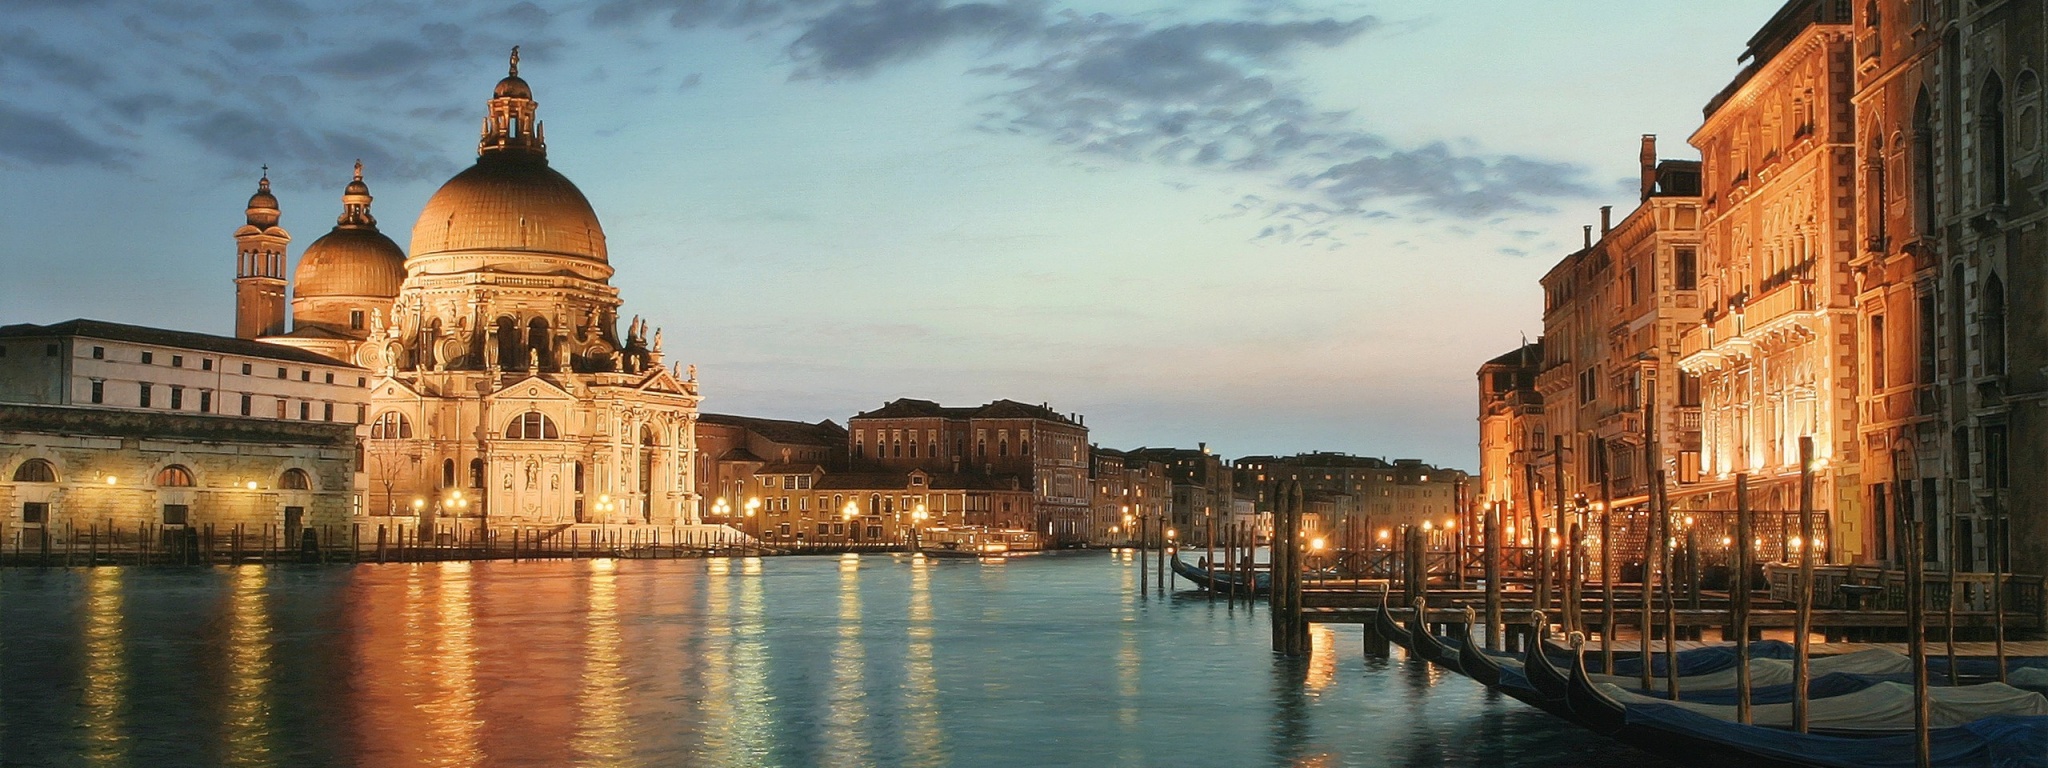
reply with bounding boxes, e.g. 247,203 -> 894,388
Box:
528,347 -> 540,372
687,364 -> 696,382
653,328 -> 663,353
369,308 -> 385,338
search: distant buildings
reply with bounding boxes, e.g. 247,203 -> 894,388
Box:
848,399 -> 1091,545
1233,453 -> 1467,543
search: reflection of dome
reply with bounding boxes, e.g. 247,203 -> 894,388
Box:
297,228 -> 406,298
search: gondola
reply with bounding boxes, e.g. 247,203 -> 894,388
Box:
1373,586 -> 1411,651
1521,619 -> 1571,703
1457,608 -> 1505,688
1168,554 -> 1269,595
1566,635 -> 1631,736
1404,598 -> 1461,673
1558,643 -> 2048,768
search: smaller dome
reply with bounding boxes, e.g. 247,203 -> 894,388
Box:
295,228 -> 406,298
494,75 -> 532,100
246,175 -> 279,228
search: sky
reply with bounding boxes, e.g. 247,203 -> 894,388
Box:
0,0 -> 1787,470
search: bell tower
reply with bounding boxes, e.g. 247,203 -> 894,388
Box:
234,169 -> 291,339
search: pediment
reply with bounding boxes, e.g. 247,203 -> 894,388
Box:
493,374 -> 578,402
370,377 -> 419,400
635,368 -> 689,396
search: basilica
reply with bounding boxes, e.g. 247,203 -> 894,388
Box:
248,50 -> 702,530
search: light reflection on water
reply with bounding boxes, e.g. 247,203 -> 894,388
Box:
0,553 -> 1673,768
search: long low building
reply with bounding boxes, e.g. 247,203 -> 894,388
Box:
1,402 -> 361,551
0,318 -> 371,551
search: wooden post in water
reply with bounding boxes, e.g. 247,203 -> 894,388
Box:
1206,507 -> 1216,601
1660,469 -> 1679,701
1906,482 -> 1931,768
1639,382 -> 1660,691
1794,437 -> 1815,733
1993,487 -> 2008,684
1271,482 -> 1289,653
1139,515 -> 1149,596
1734,473 -> 1752,725
1550,435 -> 1567,627
1598,438 -> 1614,675
1485,500 -> 1503,652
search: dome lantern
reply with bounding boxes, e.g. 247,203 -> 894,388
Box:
480,46 -> 544,160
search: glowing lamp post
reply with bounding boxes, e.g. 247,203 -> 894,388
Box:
744,498 -> 760,540
910,503 -> 929,550
841,501 -> 859,546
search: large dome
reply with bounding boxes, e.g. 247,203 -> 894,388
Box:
296,227 -> 406,298
408,154 -> 608,263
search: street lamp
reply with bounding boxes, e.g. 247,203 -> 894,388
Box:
911,503 -> 929,550
745,497 -> 760,540
841,501 -> 858,546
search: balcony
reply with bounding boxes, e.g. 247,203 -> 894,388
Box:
1743,280 -> 1819,337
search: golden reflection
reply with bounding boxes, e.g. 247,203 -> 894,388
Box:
432,562 -> 480,767
574,559 -> 629,765
223,566 -> 274,768
700,554 -> 739,761
903,556 -> 945,767
81,568 -> 127,766
825,553 -> 870,768
1114,555 -> 1143,764
733,557 -> 770,761
1304,624 -> 1337,693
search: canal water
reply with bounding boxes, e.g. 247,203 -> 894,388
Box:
0,551 -> 1671,767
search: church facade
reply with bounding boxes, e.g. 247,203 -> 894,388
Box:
251,50 -> 702,530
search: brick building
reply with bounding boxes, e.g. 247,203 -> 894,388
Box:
848,399 -> 1089,544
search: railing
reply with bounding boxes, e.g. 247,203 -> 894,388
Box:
1679,324 -> 1710,358
1744,280 -> 1816,330
1765,564 -> 2046,626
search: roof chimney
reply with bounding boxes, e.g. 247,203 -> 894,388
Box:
1600,205 -> 1613,235
1583,225 -> 1593,249
1640,134 -> 1658,201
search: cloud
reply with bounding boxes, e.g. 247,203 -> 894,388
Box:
0,103 -> 129,166
787,0 -> 1043,77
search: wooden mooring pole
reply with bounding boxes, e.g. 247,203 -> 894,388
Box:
1794,437 -> 1815,733
1485,501 -> 1502,652
1598,437 -> 1614,675
1734,473 -> 1752,725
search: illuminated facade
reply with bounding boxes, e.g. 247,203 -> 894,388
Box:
250,52 -> 703,529
1477,340 -> 1543,539
847,398 -> 1089,544
1676,2 -> 1863,560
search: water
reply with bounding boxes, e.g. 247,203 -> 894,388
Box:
0,551 -> 1673,767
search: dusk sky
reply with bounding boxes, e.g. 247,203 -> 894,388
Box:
1,0 -> 1784,469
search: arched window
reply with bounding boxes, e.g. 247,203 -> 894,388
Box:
506,411 -> 559,440
496,316 -> 520,370
442,459 -> 456,488
12,459 -> 55,483
470,458 -> 485,488
528,318 -> 552,372
1982,74 -> 2008,206
574,461 -> 585,493
1984,273 -> 2007,376
280,468 -> 312,490
156,465 -> 194,487
1913,89 -> 1935,232
370,412 -> 412,439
